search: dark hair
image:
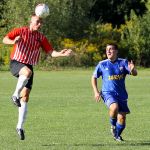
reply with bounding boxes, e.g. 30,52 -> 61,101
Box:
106,43 -> 118,50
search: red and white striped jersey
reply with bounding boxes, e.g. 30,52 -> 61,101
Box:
7,27 -> 53,65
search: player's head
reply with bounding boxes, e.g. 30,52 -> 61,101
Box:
29,14 -> 42,31
106,43 -> 118,61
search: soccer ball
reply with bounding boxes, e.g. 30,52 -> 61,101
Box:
35,4 -> 49,18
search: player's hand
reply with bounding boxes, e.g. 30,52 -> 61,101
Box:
128,60 -> 135,72
60,49 -> 73,56
14,36 -> 21,44
128,60 -> 137,76
94,92 -> 101,102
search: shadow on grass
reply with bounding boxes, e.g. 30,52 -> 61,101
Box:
42,141 -> 150,147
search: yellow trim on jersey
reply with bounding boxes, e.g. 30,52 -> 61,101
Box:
108,74 -> 124,80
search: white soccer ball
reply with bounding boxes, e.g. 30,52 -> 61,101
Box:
35,4 -> 49,18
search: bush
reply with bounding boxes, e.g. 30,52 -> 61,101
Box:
39,23 -> 123,68
0,44 -> 11,66
121,12 -> 150,67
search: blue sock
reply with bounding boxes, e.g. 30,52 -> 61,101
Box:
116,122 -> 125,137
110,117 -> 117,127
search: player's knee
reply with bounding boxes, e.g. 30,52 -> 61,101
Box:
20,66 -> 32,78
20,87 -> 31,103
20,93 -> 30,102
110,103 -> 118,114
25,69 -> 32,78
118,115 -> 126,124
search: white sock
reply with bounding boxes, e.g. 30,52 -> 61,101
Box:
17,101 -> 27,129
13,75 -> 29,98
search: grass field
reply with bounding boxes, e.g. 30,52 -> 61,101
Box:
0,69 -> 150,150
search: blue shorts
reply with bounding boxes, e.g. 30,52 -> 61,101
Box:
101,93 -> 130,114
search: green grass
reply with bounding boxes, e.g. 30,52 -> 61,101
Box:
0,69 -> 150,150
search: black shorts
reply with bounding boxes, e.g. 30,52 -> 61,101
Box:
10,60 -> 34,90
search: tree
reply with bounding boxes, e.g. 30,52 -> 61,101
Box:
0,1 -> 5,26
42,0 -> 95,40
90,0 -> 148,27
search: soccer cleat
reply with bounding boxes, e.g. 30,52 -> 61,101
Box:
16,128 -> 25,140
11,96 -> 21,107
110,126 -> 116,137
114,136 -> 124,142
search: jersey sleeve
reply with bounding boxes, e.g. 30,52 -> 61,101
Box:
124,59 -> 130,74
41,37 -> 53,54
6,28 -> 21,40
93,62 -> 102,78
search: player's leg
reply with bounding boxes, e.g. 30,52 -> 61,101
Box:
115,100 -> 130,141
109,103 -> 118,137
101,94 -> 119,138
115,113 -> 126,141
16,65 -> 33,140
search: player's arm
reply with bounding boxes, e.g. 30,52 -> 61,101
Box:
41,36 -> 72,57
3,35 -> 21,45
91,76 -> 101,102
128,60 -> 137,76
3,28 -> 21,45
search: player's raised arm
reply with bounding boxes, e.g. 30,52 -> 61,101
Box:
128,60 -> 137,76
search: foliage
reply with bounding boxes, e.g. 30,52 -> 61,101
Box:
90,0 -> 148,27
39,0 -> 99,46
0,44 -> 11,67
0,0 -> 6,28
121,11 -> 150,67
39,23 -> 123,67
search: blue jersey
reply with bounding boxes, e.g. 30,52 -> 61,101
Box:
93,58 -> 130,100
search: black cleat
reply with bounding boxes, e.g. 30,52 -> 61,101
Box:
11,96 -> 21,107
16,128 -> 25,140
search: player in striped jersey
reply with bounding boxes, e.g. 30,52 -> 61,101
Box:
91,44 -> 137,142
3,14 -> 72,140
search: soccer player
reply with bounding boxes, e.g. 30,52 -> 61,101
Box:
2,15 -> 72,140
91,43 -> 137,142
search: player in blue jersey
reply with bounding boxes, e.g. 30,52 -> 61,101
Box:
91,43 -> 137,142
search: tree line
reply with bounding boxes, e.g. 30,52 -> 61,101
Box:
0,0 -> 150,68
